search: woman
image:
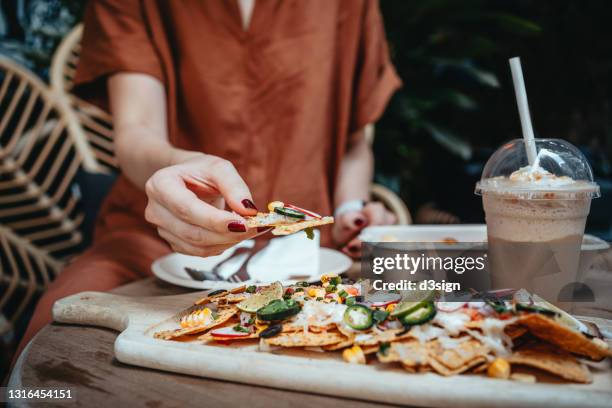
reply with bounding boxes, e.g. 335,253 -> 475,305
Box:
18,0 -> 401,353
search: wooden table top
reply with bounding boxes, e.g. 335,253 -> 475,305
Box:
9,278 -> 403,408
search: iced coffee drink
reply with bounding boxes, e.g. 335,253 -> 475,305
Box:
476,139 -> 599,304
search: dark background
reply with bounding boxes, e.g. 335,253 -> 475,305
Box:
1,0 -> 611,238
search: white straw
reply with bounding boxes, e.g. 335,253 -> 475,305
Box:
509,57 -> 538,165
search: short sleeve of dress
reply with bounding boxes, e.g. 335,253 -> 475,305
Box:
72,0 -> 164,107
351,0 -> 401,135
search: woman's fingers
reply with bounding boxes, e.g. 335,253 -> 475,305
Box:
157,228 -> 235,257
146,169 -> 247,233
205,158 -> 258,215
341,211 -> 368,231
146,200 -> 258,245
362,202 -> 388,225
342,236 -> 363,259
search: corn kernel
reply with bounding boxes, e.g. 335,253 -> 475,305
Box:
320,274 -> 330,283
385,303 -> 396,313
487,358 -> 510,379
267,201 -> 284,211
343,345 -> 366,364
307,288 -> 325,298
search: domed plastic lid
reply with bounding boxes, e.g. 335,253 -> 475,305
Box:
475,138 -> 600,199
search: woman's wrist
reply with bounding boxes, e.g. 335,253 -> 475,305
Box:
334,199 -> 366,217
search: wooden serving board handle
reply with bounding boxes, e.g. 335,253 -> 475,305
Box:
53,291 -> 149,332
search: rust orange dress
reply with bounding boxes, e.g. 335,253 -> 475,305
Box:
19,0 -> 400,350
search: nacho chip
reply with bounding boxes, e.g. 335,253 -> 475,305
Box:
518,313 -> 611,361
155,306 -> 238,340
429,338 -> 490,370
265,331 -> 346,347
271,217 -> 334,235
429,356 -> 487,376
353,328 -> 413,346
362,345 -> 379,355
505,323 -> 528,340
508,342 -> 592,383
322,336 -> 355,351
281,322 -> 336,333
195,286 -> 246,306
222,293 -> 248,303
377,340 -> 428,367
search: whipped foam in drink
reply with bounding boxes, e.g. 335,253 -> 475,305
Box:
475,140 -> 600,307
482,164 -> 593,244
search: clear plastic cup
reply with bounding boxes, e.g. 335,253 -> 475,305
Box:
475,139 -> 599,306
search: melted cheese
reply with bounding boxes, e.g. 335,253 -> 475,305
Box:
466,317 -> 516,357
292,301 -> 347,332
433,311 -> 470,336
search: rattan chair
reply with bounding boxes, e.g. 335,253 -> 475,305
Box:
0,56 -> 85,331
50,23 -> 118,174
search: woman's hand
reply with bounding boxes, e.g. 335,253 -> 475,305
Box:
333,202 -> 397,258
144,154 -> 263,257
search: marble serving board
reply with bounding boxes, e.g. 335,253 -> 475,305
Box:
52,291 -> 612,408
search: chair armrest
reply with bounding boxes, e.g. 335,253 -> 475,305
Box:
370,183 -> 412,225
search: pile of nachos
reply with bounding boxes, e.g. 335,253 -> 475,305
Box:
154,276 -> 611,383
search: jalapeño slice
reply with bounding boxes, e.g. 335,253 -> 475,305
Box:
343,304 -> 374,330
391,289 -> 436,317
273,206 -> 306,219
400,302 -> 436,326
515,303 -> 559,317
256,299 -> 301,321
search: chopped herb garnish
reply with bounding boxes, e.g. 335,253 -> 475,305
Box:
246,285 -> 257,294
346,297 -> 356,306
304,227 -> 315,240
316,297 -> 324,301
325,285 -> 337,293
294,287 -> 304,292
330,276 -> 341,286
373,310 -> 390,324
297,281 -> 309,287
379,342 -> 391,356
337,289 -> 348,299
233,325 -> 250,333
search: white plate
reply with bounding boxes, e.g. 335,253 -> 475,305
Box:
151,248 -> 352,290
359,224 -> 488,243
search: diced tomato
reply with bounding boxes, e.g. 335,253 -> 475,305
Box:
466,308 -> 484,321
345,287 -> 359,296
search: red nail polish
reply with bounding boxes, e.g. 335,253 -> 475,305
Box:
242,199 -> 258,210
257,227 -> 272,233
228,221 -> 247,232
354,218 -> 365,227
